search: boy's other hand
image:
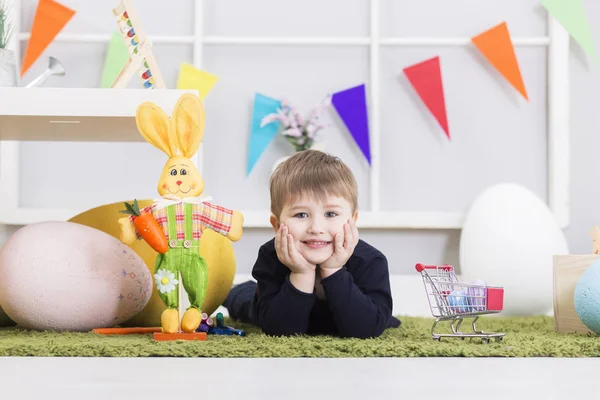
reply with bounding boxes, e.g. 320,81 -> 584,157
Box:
320,219 -> 359,276
275,224 -> 316,275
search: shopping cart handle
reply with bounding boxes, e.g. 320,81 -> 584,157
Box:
415,263 -> 453,272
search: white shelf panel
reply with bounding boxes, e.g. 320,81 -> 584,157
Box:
0,88 -> 195,142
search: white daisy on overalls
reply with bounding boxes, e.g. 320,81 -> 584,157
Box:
154,269 -> 178,294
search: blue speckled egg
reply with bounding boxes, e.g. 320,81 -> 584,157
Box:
574,260 -> 600,334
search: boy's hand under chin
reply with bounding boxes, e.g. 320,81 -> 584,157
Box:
275,224 -> 316,274
319,219 -> 359,278
275,224 -> 317,293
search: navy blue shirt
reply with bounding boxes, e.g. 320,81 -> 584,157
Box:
250,238 -> 401,338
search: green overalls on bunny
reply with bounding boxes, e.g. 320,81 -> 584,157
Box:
153,203 -> 208,310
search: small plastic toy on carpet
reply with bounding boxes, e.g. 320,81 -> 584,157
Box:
197,312 -> 245,336
415,263 -> 505,343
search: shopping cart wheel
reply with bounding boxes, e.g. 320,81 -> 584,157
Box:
495,337 -> 503,342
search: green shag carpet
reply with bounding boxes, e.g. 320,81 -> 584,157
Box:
0,316 -> 599,357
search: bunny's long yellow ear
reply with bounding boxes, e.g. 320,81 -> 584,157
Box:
135,102 -> 179,157
172,93 -> 205,158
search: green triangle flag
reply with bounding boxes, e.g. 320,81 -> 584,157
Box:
541,0 -> 596,61
100,32 -> 131,88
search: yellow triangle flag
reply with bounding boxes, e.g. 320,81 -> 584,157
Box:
176,63 -> 219,100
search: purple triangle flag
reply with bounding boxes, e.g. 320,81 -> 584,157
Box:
331,84 -> 371,164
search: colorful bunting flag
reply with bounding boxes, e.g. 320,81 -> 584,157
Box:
100,32 -> 130,88
331,84 -> 371,164
21,0 -> 75,77
471,22 -> 528,101
403,56 -> 450,140
247,93 -> 282,175
177,63 -> 220,100
541,0 -> 596,61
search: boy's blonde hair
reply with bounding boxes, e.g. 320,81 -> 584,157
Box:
270,150 -> 358,219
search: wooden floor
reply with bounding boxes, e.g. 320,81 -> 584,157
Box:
0,357 -> 596,399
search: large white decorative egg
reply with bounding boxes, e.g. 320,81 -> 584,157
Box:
0,221 -> 152,331
459,183 -> 569,316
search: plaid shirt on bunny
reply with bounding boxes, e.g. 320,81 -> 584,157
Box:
131,200 -> 233,241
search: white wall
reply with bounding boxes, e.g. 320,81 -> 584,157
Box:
1,0 -> 597,282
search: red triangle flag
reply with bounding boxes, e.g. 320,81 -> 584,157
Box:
403,56 -> 450,140
471,22 -> 528,101
21,0 -> 76,76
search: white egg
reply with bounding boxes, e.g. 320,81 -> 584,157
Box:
459,183 -> 568,316
0,221 -> 152,331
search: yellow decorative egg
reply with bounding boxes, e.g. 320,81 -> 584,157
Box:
69,199 -> 237,327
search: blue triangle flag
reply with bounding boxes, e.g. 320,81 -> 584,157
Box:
247,93 -> 281,175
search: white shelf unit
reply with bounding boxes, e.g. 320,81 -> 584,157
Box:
0,87 -> 197,225
1,0 -> 570,229
0,87 -> 195,142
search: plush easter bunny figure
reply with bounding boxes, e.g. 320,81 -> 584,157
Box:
119,93 -> 243,334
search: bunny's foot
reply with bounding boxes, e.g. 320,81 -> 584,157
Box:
161,308 -> 179,334
181,308 -> 202,333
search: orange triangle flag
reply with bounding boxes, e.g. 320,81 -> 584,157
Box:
21,0 -> 76,77
471,22 -> 528,101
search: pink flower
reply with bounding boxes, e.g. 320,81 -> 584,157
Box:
306,98 -> 330,120
283,128 -> 302,138
306,122 -> 326,139
276,108 -> 291,128
289,111 -> 298,129
265,97 -> 331,149
260,113 -> 281,128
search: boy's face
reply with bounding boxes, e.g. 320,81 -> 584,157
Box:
270,193 -> 358,265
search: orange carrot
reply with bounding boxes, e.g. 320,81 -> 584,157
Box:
120,199 -> 168,254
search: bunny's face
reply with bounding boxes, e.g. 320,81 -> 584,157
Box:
135,93 -> 208,199
158,156 -> 204,198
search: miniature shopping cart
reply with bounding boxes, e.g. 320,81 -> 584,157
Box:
415,263 -> 505,343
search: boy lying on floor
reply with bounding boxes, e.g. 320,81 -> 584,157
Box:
223,150 -> 400,339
